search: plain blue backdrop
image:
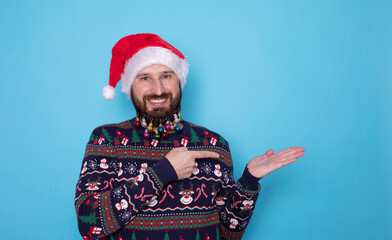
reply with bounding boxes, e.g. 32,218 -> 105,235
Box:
0,0 -> 391,239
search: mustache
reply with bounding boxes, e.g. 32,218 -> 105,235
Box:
143,92 -> 172,102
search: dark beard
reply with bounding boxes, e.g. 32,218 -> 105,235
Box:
131,87 -> 182,127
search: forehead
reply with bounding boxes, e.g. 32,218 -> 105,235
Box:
137,64 -> 174,75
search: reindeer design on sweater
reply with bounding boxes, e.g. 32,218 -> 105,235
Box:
211,184 -> 218,204
178,182 -> 195,205
215,191 -> 228,206
85,176 -> 102,191
240,200 -> 254,215
211,184 -> 229,206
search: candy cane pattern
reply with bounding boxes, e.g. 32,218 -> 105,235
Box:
231,197 -> 242,209
101,178 -> 115,191
76,180 -> 82,192
159,185 -> 175,204
134,187 -> 145,199
194,184 -> 208,202
134,187 -> 154,202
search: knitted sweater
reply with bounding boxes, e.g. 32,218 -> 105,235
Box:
75,118 -> 261,240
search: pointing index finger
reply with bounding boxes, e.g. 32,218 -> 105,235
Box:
190,150 -> 220,159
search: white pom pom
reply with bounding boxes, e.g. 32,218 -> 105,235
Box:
103,85 -> 115,100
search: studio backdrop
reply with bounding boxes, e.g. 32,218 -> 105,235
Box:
0,0 -> 391,239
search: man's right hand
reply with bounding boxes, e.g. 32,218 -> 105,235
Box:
165,147 -> 220,180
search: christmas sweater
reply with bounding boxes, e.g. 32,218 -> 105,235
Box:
75,118 -> 261,240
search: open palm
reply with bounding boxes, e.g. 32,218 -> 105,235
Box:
247,146 -> 305,178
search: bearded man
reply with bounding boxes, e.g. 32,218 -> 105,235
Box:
75,33 -> 305,240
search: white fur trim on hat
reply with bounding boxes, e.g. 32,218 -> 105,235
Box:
120,47 -> 188,98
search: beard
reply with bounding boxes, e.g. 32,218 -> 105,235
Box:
131,87 -> 182,127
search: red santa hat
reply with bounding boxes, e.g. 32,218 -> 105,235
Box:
103,33 -> 189,100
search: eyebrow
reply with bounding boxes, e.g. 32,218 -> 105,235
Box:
136,73 -> 149,78
136,71 -> 175,78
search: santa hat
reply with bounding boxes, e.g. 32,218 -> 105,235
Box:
103,33 -> 189,100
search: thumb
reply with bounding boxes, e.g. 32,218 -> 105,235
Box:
265,149 -> 274,157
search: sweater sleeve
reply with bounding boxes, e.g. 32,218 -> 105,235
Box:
74,127 -> 178,239
216,143 -> 261,240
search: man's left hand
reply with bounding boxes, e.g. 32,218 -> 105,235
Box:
247,146 -> 305,178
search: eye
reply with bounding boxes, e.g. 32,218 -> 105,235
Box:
163,74 -> 171,79
140,76 -> 149,81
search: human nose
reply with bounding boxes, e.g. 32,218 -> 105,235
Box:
150,78 -> 164,95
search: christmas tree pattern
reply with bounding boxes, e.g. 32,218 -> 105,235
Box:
163,232 -> 170,240
219,135 -> 227,147
195,230 -> 200,240
90,133 -> 97,142
161,140 -> 172,148
131,129 -> 141,146
80,212 -> 97,224
190,128 -> 200,146
102,129 -> 113,143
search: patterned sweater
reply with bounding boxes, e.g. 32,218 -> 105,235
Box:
75,118 -> 261,240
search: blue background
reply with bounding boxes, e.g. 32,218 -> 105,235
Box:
1,0 -> 391,239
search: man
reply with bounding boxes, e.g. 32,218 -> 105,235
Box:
75,33 -> 305,240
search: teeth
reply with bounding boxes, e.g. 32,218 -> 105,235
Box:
150,98 -> 166,103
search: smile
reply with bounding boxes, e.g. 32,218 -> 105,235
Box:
148,98 -> 168,106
